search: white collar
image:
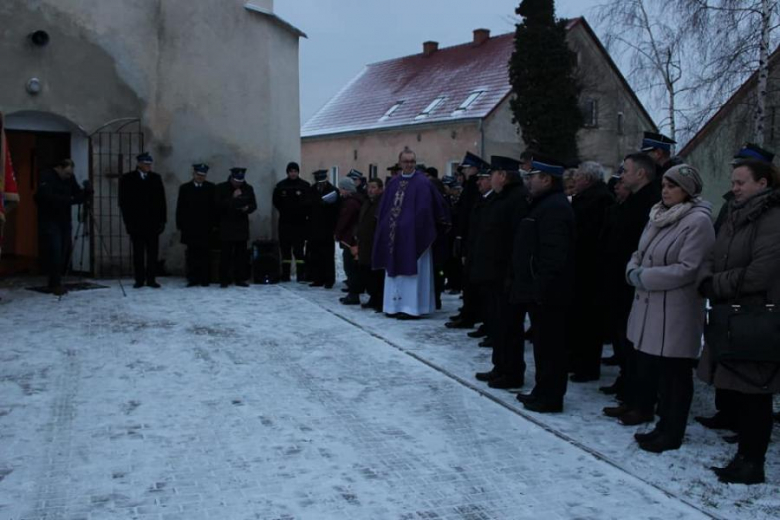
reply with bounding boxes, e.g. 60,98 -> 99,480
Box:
483,190 -> 493,198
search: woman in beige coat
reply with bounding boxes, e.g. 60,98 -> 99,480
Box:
624,164 -> 716,452
699,158 -> 780,485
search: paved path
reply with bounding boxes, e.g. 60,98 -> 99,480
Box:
0,280 -> 744,519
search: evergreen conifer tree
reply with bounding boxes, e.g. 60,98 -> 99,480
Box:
509,0 -> 583,162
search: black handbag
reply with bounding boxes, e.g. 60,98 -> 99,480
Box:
704,221 -> 780,364
705,303 -> 780,363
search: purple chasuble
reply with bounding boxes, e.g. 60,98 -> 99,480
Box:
372,172 -> 449,277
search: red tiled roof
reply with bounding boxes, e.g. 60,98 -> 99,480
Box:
301,31 -> 518,138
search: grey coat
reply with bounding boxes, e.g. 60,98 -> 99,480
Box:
626,201 -> 715,358
698,188 -> 780,394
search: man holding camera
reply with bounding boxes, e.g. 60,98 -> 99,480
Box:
36,158 -> 87,296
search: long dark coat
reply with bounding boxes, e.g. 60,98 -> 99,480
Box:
356,194 -> 381,266
335,194 -> 365,247
469,181 -> 529,285
214,179 -> 257,242
176,180 -> 216,247
308,182 -> 339,241
698,188 -> 780,393
571,181 -> 614,300
510,188 -> 576,306
118,170 -> 167,236
464,190 -> 495,279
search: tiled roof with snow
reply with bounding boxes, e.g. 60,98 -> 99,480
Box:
301,31 -> 517,138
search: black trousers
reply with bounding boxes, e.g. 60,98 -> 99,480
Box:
444,256 -> 462,291
353,265 -> 384,305
40,220 -> 71,288
736,392 -> 774,462
653,356 -> 695,443
529,304 -> 568,404
219,240 -> 248,284
186,245 -> 211,285
308,239 -> 335,285
714,388 -> 740,423
629,349 -> 661,415
130,233 -> 159,284
459,281 -> 481,324
568,298 -> 604,378
279,229 -> 306,281
342,247 -> 359,290
492,299 -> 527,380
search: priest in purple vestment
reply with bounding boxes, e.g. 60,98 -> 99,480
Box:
372,149 -> 450,318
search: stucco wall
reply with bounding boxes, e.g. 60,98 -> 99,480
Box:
0,0 -> 301,273
301,122 -> 483,182
567,24 -> 656,173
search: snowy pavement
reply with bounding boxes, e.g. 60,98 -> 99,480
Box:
0,278 -> 777,519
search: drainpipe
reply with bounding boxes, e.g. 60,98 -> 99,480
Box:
478,119 -> 485,157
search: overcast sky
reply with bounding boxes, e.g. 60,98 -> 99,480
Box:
275,0 -> 609,126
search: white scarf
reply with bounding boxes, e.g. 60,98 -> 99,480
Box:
648,199 -> 697,228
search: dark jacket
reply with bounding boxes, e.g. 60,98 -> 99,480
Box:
510,188 -> 576,306
356,194 -> 381,266
308,182 -> 339,242
456,174 -> 479,241
36,169 -> 85,224
699,188 -> 780,393
214,179 -> 257,242
572,181 -> 614,298
118,169 -> 167,236
335,194 -> 365,247
176,180 -> 216,246
469,181 -> 530,285
464,190 -> 495,276
597,181 -> 660,320
273,177 -> 311,229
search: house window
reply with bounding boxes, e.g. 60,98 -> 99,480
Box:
771,106 -> 777,141
415,96 -> 446,120
582,98 -> 599,128
617,111 -> 625,135
448,161 -> 461,175
452,90 -> 485,115
330,166 -> 339,184
379,101 -> 404,122
369,164 -> 378,179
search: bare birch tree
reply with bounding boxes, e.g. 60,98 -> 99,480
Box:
593,0 -> 689,143
673,0 -> 779,145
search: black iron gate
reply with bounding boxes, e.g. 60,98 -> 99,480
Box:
88,118 -> 144,278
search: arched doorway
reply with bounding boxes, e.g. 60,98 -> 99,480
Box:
2,111 -> 89,276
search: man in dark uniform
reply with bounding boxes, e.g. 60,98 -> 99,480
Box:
347,169 -> 367,196
119,152 -> 167,289
273,161 -> 311,282
602,152 -> 661,425
307,169 -> 339,288
215,167 -> 257,287
446,151 -> 491,329
641,131 -> 682,181
441,174 -> 463,293
473,156 -> 530,390
176,163 -> 216,287
512,158 -> 576,413
36,158 -> 86,295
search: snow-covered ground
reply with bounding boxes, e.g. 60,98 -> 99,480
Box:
0,276 -> 777,520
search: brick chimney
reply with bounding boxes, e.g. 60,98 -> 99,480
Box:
423,41 -> 439,56
473,29 -> 490,45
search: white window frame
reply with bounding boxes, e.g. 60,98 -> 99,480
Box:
415,96 -> 446,120
452,90 -> 484,115
379,101 -> 404,122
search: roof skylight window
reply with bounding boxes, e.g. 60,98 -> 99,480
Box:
452,90 -> 485,115
415,96 -> 446,120
379,101 -> 404,122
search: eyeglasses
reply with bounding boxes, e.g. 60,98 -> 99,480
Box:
400,160 -> 416,165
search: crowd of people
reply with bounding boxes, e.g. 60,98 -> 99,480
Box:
32,132 -> 780,486
275,134 -> 779,487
